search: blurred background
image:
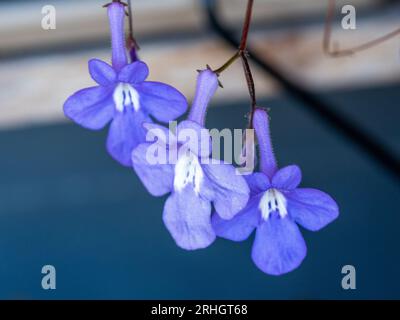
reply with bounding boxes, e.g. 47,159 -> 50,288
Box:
0,0 -> 399,299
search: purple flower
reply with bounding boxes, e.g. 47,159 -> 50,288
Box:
212,109 -> 339,275
63,2 -> 187,166
132,69 -> 250,250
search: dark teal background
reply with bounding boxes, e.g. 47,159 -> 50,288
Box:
0,84 -> 399,299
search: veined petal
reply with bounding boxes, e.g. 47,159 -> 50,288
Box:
202,162 -> 249,220
132,143 -> 174,196
118,61 -> 149,84
272,165 -> 302,190
252,216 -> 307,275
287,188 -> 339,231
244,172 -> 270,196
135,81 -> 188,122
63,86 -> 114,130
106,109 -> 151,166
212,194 -> 261,242
163,188 -> 215,250
88,59 -> 117,86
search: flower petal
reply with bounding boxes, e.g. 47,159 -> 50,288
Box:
287,188 -> 339,231
272,165 -> 302,190
135,81 -> 188,122
88,59 -> 117,86
106,109 -> 151,166
132,143 -> 174,196
244,172 -> 270,196
176,120 -> 211,158
212,194 -> 261,242
118,61 -> 149,84
163,187 -> 215,250
252,216 -> 307,275
202,162 -> 249,220
63,86 -> 114,130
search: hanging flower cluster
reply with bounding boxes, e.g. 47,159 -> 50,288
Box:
213,109 -> 339,275
132,69 -> 249,250
64,2 -> 187,166
63,1 -> 339,275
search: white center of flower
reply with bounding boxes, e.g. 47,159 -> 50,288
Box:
113,83 -> 140,112
259,188 -> 288,220
173,150 -> 204,194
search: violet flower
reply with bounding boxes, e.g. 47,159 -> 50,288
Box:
212,109 -> 339,275
132,69 -> 250,250
63,2 -> 187,166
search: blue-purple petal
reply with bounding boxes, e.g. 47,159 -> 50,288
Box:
135,81 -> 188,122
251,216 -> 307,275
177,120 -> 211,158
244,172 -> 270,196
163,187 -> 215,250
272,165 -> 302,190
63,86 -> 114,130
212,194 -> 261,242
202,162 -> 249,220
132,142 -> 174,196
88,59 -> 117,86
287,188 -> 339,231
106,109 -> 151,166
118,61 -> 149,84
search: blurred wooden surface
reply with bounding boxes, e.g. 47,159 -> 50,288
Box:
0,0 -> 399,129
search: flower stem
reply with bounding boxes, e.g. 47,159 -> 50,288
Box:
212,0 -> 258,127
237,0 -> 257,128
241,52 -> 257,128
214,51 -> 240,75
213,0 -> 254,75
239,0 -> 254,52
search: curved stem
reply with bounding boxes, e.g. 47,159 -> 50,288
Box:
323,0 -> 400,57
239,0 -> 254,51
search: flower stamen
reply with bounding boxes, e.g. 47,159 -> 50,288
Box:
173,150 -> 203,194
113,83 -> 140,112
259,188 -> 287,220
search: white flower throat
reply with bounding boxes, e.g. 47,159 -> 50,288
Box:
113,83 -> 140,112
259,188 -> 288,220
173,150 -> 203,194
